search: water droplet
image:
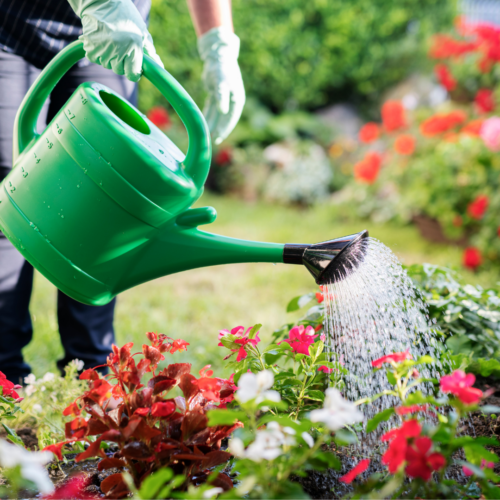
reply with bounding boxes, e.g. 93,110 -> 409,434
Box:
61,215 -> 64,219
47,206 -> 50,209
159,149 -> 164,154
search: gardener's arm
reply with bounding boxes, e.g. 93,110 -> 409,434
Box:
187,0 -> 245,145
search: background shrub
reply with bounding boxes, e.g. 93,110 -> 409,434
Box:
141,0 -> 455,115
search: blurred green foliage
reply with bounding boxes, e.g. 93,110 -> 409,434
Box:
141,0 -> 455,114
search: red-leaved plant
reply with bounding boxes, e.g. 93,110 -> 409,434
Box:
43,333 -> 240,498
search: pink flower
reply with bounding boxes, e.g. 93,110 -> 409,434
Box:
320,334 -> 326,342
372,350 -> 412,368
480,116 -> 500,151
440,370 -> 483,405
463,459 -> 494,476
318,365 -> 333,374
218,326 -> 261,362
278,325 -> 318,356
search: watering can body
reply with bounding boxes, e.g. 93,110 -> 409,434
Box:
0,41 -> 283,305
0,41 -> 364,305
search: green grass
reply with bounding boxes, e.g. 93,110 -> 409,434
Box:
24,193 -> 499,379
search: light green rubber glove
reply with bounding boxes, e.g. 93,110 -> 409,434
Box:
198,27 -> 245,145
67,0 -> 164,82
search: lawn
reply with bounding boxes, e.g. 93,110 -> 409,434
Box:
24,193 -> 500,379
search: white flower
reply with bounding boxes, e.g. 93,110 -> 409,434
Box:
32,404 -> 42,413
72,359 -> 85,371
0,440 -> 54,494
25,385 -> 36,397
24,374 -> 36,385
302,432 -> 314,448
228,421 -> 294,463
202,487 -> 224,498
228,437 -> 246,458
309,388 -> 363,431
236,370 -> 281,404
42,372 -> 55,382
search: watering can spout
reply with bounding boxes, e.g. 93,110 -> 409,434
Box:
283,230 -> 369,285
118,225 -> 370,297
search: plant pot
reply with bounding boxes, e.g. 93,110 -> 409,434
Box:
412,214 -> 470,247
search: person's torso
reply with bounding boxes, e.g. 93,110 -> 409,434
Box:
0,0 -> 151,69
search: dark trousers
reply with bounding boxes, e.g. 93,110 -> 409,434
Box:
0,50 -> 138,383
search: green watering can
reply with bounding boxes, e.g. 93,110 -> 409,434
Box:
0,40 -> 368,306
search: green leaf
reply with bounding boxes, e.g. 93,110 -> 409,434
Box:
138,468 -> 174,499
305,390 -> 325,402
309,341 -> 324,361
386,371 -> 397,386
2,424 -> 23,448
207,409 -> 246,426
287,293 -> 315,313
366,408 -> 394,433
463,444 -> 499,463
334,429 -> 358,445
248,324 -> 262,340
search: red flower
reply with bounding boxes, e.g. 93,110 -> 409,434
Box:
316,291 -> 324,303
381,420 -> 422,473
394,135 -> 416,156
463,247 -> 482,270
170,339 -> 190,354
372,350 -> 412,368
461,119 -> 484,136
279,325 -> 318,356
318,365 -> 333,374
382,101 -> 406,132
340,459 -> 370,483
62,401 -> 81,417
429,34 -> 477,59
193,376 -> 223,402
43,441 -> 70,461
134,407 -> 150,416
0,371 -> 22,399
440,370 -> 483,404
147,106 -> 171,129
151,401 -> 176,417
467,194 -> 489,219
215,148 -> 232,166
420,111 -> 467,136
395,404 -> 428,416
353,152 -> 382,184
359,123 -> 380,143
475,89 -> 495,113
405,437 -> 446,481
382,419 -> 422,443
434,64 -> 456,91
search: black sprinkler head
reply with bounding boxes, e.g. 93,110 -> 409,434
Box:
283,230 -> 369,285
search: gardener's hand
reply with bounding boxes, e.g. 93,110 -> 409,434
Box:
67,0 -> 164,82
198,27 -> 245,145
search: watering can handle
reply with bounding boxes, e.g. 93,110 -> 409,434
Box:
13,40 -> 211,188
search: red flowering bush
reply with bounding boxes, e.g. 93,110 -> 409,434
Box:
352,353 -> 500,498
429,19 -> 500,107
42,333 -> 239,497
